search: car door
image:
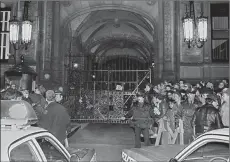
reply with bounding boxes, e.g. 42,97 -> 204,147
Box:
32,133 -> 70,162
181,140 -> 229,162
8,138 -> 43,162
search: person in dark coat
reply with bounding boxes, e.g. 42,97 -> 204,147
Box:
122,91 -> 153,148
21,89 -> 33,105
191,94 -> 224,137
39,90 -> 70,145
29,86 -> 46,120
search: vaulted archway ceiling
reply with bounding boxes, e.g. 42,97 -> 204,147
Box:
71,9 -> 155,63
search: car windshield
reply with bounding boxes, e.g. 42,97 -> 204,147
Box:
174,132 -> 229,159
36,137 -> 68,162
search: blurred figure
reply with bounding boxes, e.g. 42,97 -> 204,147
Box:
222,79 -> 229,87
122,91 -> 152,148
39,90 -> 70,145
0,83 -> 10,92
220,89 -> 229,127
15,91 -> 23,100
179,80 -> 185,89
2,88 -> 17,100
165,85 -> 171,92
184,83 -> 191,91
191,94 -> 224,137
174,84 -> 180,90
172,92 -> 184,136
198,88 -> 213,106
182,90 -> 197,144
216,82 -> 226,93
29,85 -> 46,120
55,89 -> 63,104
179,89 -> 187,102
166,90 -> 174,100
196,83 -> 202,89
11,84 -> 16,90
21,89 -> 33,104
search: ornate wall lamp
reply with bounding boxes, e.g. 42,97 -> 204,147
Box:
182,1 -> 208,48
9,1 -> 32,50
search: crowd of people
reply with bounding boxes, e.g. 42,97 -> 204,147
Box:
1,78 -> 229,148
0,84 -> 70,145
122,79 -> 229,148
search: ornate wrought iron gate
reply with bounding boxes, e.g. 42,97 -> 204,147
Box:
64,55 -> 153,122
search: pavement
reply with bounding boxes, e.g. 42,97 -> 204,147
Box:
68,123 -> 135,162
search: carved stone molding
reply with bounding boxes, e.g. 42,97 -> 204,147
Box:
84,35 -> 153,53
45,2 -> 53,60
163,1 -> 173,62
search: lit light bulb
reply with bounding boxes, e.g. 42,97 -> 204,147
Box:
73,63 -> 79,68
44,74 -> 50,80
22,20 -> 32,44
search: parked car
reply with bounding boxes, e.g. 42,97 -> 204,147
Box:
122,128 -> 229,162
1,100 -> 97,162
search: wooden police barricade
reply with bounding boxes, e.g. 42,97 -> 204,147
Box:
65,131 -> 69,148
155,118 -> 184,146
171,119 -> 184,145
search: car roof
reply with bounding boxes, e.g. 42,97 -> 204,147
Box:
203,128 -> 229,136
1,126 -> 48,150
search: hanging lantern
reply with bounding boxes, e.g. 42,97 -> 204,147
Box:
9,17 -> 19,44
182,2 -> 208,48
9,1 -> 32,50
197,16 -> 208,42
182,14 -> 194,43
22,20 -> 32,44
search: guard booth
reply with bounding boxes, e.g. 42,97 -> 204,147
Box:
4,56 -> 37,92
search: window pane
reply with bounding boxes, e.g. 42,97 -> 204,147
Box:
212,39 -> 229,62
4,11 -> 8,21
0,22 -> 2,32
203,142 -> 229,157
212,30 -> 229,39
212,17 -> 229,30
4,22 -> 8,31
211,3 -> 229,17
10,141 -> 38,162
36,137 -> 68,162
185,141 -> 229,160
0,11 -> 3,21
3,33 -> 6,46
2,48 -> 6,59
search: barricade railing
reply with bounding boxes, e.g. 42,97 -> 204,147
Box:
155,118 -> 184,146
70,119 -> 130,124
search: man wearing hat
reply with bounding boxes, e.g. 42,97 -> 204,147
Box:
220,88 -> 229,127
191,93 -> 223,137
121,91 -> 153,148
198,87 -> 213,106
39,90 -> 70,145
55,89 -> 63,104
181,89 -> 198,144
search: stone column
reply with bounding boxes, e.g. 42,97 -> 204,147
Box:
156,0 -> 164,82
38,1 -> 53,85
174,1 -> 181,80
162,1 -> 176,81
51,1 -> 60,83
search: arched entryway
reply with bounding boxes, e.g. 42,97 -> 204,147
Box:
62,7 -> 157,120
